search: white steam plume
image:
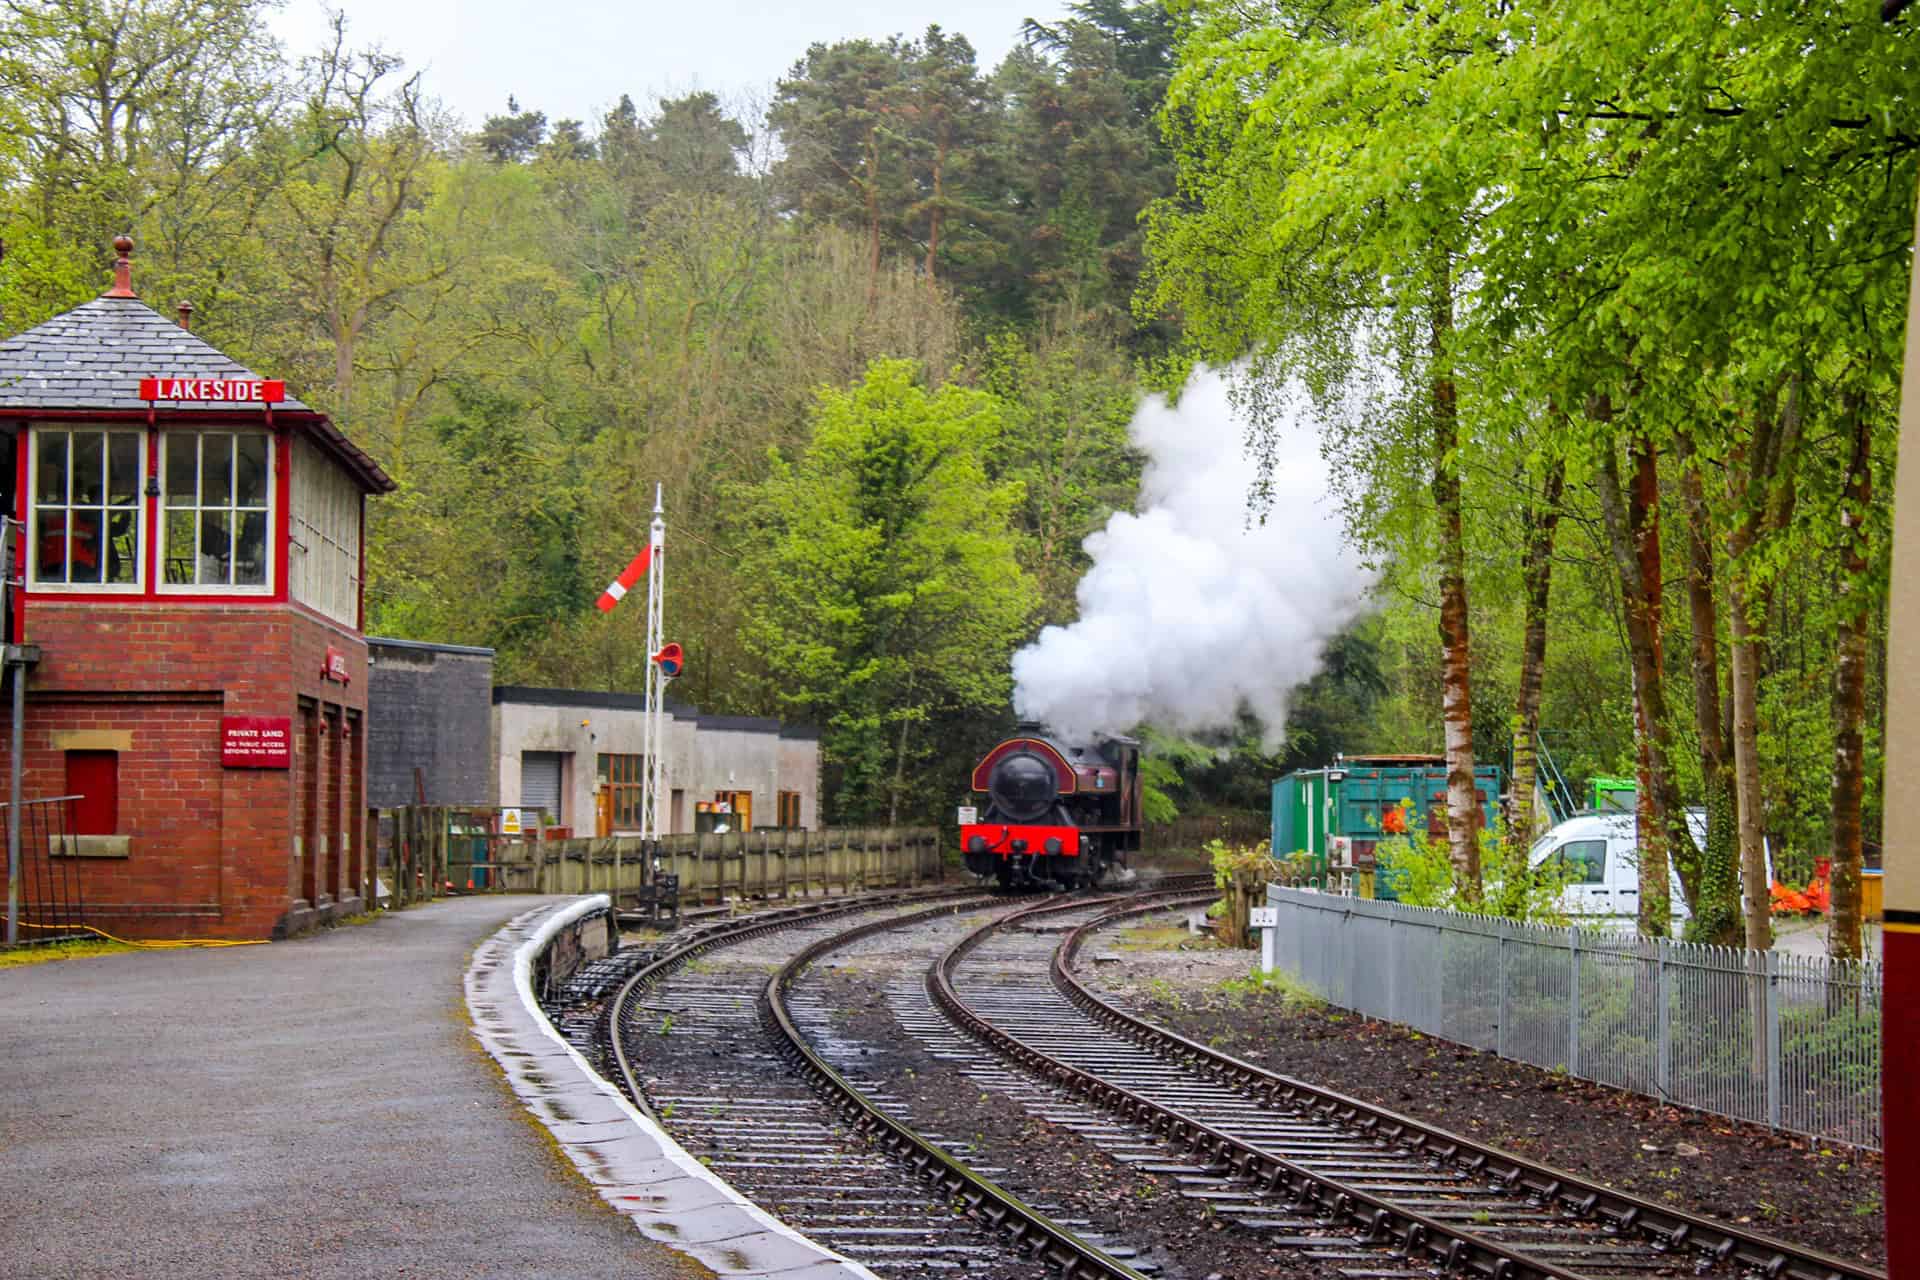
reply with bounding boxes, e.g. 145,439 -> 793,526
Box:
1012,366 -> 1372,745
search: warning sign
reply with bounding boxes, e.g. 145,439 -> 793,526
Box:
500,808 -> 523,835
221,716 -> 291,769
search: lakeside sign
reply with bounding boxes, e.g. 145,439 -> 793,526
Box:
138,377 -> 286,403
221,715 -> 292,769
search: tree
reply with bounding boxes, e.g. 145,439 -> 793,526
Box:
1146,0 -> 1488,894
476,97 -> 546,163
736,360 -> 1035,824
768,38 -> 914,311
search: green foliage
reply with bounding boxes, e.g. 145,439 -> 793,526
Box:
1376,815 -> 1571,925
1217,966 -> 1323,1012
736,359 -> 1036,824
1205,837 -> 1277,889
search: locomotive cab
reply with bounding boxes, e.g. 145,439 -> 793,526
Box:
960,728 -> 1142,889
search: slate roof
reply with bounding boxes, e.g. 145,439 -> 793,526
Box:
0,295 -> 313,412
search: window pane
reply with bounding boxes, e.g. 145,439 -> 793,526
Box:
108,433 -> 140,506
202,433 -> 234,507
65,508 -> 103,584
35,510 -> 68,582
105,509 -> 138,584
36,432 -> 67,505
165,435 -> 197,507
164,510 -> 195,583
236,434 -> 268,507
197,509 -> 232,585
235,510 -> 267,586
72,432 -> 104,504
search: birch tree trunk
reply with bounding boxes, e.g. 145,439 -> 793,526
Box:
1593,427 -> 1684,936
1429,257 -> 1479,896
1676,436 -> 1743,945
1506,457 -> 1565,882
1828,391 -> 1871,963
1726,381 -> 1802,953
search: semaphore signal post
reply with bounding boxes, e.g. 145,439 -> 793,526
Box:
640,485 -> 668,848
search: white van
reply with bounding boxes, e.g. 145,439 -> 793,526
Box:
1526,810 -> 1708,926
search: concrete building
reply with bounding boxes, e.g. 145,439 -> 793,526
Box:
491,686 -> 820,837
0,238 -> 393,940
365,637 -> 495,808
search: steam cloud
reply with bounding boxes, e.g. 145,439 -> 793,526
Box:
1011,367 -> 1372,745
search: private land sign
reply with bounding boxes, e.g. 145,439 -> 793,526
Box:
222,715 -> 292,768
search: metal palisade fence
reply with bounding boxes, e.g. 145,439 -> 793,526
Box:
1262,886 -> 1882,1149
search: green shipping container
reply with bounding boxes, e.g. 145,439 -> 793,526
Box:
1271,756 -> 1505,893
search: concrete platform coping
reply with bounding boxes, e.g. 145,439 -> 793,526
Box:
465,895 -> 880,1279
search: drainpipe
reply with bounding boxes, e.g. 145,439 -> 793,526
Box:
7,650 -> 20,946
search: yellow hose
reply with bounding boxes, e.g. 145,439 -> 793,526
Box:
11,919 -> 267,948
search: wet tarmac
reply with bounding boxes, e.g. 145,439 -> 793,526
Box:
0,895 -> 694,1280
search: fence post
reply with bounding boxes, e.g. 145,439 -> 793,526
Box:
1765,949 -> 1782,1129
1655,942 -> 1672,1101
1567,926 -> 1581,1077
1496,932 -> 1508,1060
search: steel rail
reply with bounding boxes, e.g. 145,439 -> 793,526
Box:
933,892 -> 1598,1280
604,886 -> 975,1115
763,896 -> 1153,1280
1052,895 -> 1882,1280
600,875 -> 1208,1115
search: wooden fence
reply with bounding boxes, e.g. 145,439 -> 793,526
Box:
371,808 -> 944,910
1146,811 -> 1270,853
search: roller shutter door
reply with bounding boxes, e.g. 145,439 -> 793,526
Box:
520,751 -> 564,822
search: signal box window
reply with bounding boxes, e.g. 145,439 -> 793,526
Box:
66,750 -> 119,836
777,790 -> 801,829
597,753 -> 644,831
31,428 -> 143,588
162,431 -> 271,589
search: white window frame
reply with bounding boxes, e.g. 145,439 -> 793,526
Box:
156,429 -> 275,597
26,425 -> 148,594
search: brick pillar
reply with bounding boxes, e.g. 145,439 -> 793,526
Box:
298,699 -> 319,906
323,704 -> 343,904
346,709 -> 365,906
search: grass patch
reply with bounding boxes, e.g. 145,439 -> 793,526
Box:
0,937 -> 137,967
1216,966 -> 1325,1012
1114,923 -> 1201,952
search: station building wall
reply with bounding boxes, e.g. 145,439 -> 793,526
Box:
490,686 -> 819,836
8,600 -> 369,940
366,637 -> 494,808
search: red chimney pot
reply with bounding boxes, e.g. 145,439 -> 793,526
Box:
103,235 -> 137,299
176,301 -> 194,330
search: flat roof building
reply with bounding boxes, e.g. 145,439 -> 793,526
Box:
491,686 -> 820,838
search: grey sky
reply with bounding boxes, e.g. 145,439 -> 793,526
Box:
269,0 -> 1073,131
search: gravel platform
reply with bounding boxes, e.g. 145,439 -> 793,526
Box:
0,896 -> 696,1280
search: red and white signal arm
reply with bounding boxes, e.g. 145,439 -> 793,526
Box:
652,642 -> 684,677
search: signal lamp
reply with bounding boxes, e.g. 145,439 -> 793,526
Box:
652,642 -> 684,678
967,836 -> 987,854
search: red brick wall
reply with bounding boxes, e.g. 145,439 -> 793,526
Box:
1,600 -> 369,939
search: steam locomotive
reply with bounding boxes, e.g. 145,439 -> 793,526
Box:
960,728 -> 1142,889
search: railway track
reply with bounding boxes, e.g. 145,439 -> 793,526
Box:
566,880 -> 1211,1277
928,893 -> 1883,1280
